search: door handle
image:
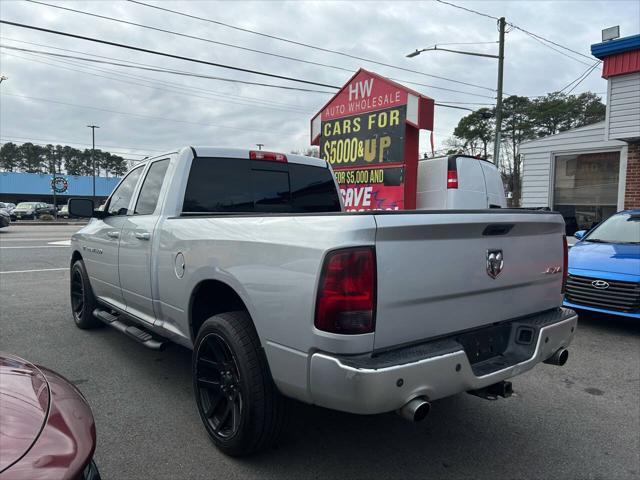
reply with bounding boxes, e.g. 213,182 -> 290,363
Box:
134,231 -> 151,240
106,231 -> 120,239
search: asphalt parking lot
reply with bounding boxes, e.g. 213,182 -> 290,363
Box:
1,224 -> 639,480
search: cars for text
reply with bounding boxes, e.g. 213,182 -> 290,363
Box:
0,353 -> 101,479
564,209 -> 640,319
68,146 -> 577,455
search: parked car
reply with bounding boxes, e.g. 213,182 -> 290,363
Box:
42,204 -> 58,216
68,146 -> 576,456
59,204 -> 70,218
10,202 -> 48,220
0,202 -> 15,213
564,209 -> 640,319
416,155 -> 507,209
0,353 -> 101,479
0,208 -> 10,228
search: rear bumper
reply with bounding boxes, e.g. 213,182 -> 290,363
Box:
309,308 -> 577,414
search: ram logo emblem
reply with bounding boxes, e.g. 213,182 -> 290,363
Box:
486,250 -> 504,279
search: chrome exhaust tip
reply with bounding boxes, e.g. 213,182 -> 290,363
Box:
544,348 -> 569,366
396,397 -> 431,422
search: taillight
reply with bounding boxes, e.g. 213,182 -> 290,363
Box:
561,235 -> 568,294
447,170 -> 458,189
249,150 -> 287,162
315,247 -> 376,334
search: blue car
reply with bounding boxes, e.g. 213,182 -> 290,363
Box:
564,209 -> 640,319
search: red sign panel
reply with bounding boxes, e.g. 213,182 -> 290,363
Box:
311,69 -> 434,211
336,166 -> 405,211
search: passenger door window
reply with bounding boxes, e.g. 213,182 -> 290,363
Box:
135,159 -> 170,215
107,167 -> 144,216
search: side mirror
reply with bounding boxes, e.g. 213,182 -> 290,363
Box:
68,198 -> 97,218
574,230 -> 587,240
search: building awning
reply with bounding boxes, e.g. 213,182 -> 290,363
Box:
591,34 -> 640,78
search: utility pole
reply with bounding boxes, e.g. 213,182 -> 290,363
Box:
256,143 -> 264,151
493,17 -> 506,167
52,151 -> 57,219
87,125 -> 99,203
406,23 -> 507,165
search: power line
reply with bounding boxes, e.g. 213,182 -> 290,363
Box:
1,36 -> 313,108
518,30 -> 593,67
1,48 -> 314,114
509,25 -> 599,63
33,1 -> 493,99
126,0 -> 497,93
435,0 -> 499,20
13,5 -> 494,95
0,41 -> 333,95
0,92 -> 289,135
27,0 -> 359,74
0,19 -> 340,90
435,0 -> 598,64
559,61 -> 601,93
0,43 -> 495,99
566,63 -> 600,95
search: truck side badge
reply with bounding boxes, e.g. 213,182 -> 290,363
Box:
486,250 -> 503,279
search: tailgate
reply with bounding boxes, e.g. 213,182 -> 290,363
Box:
373,211 -> 565,350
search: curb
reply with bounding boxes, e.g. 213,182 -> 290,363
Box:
10,221 -> 88,226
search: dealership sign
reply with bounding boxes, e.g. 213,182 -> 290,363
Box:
311,69 -> 434,210
51,176 -> 68,194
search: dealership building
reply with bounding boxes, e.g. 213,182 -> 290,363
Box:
520,32 -> 639,233
0,171 -> 120,205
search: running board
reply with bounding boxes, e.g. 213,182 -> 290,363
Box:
93,309 -> 169,351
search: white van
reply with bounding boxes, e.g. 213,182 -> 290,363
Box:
417,155 -> 507,209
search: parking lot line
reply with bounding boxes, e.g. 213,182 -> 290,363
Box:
0,237 -> 71,242
0,245 -> 70,249
1,267 -> 68,274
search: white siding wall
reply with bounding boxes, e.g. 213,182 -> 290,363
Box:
519,122 -> 626,208
607,72 -> 640,141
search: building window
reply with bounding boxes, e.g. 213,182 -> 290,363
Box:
553,151 -> 620,235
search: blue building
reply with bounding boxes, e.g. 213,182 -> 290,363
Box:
0,172 -> 121,205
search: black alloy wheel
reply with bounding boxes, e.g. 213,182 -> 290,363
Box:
195,333 -> 243,439
192,311 -> 286,456
70,260 -> 101,329
71,268 -> 85,319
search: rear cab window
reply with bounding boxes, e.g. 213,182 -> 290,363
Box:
182,157 -> 341,214
135,159 -> 170,215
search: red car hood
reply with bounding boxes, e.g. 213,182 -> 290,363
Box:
0,354 -> 50,471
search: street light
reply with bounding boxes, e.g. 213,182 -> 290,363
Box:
406,17 -> 506,166
407,46 -> 499,59
87,125 -> 99,203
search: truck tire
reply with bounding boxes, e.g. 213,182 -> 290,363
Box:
193,311 -> 286,456
70,260 -> 102,329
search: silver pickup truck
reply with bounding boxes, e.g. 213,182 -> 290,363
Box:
68,147 -> 577,456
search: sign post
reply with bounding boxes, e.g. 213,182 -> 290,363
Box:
311,69 -> 434,211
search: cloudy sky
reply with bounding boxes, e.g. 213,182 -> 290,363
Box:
0,0 -> 638,164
